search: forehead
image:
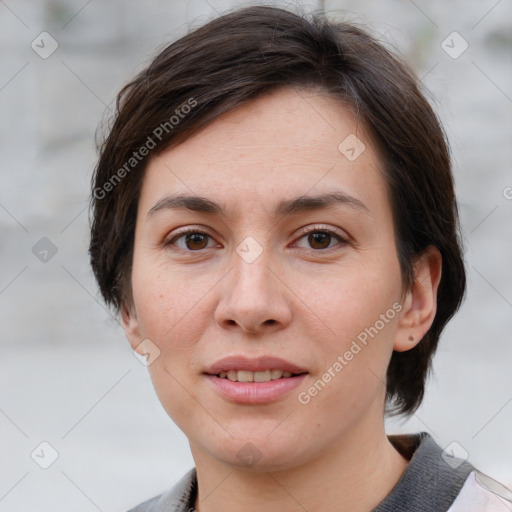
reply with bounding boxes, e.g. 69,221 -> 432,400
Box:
140,86 -> 387,214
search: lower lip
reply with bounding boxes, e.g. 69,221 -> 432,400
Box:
204,374 -> 308,404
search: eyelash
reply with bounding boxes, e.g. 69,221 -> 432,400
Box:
165,225 -> 348,252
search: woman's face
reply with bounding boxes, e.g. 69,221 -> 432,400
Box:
123,86 -> 420,471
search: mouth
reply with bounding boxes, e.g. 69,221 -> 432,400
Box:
215,369 -> 305,382
204,355 -> 308,376
203,356 -> 309,404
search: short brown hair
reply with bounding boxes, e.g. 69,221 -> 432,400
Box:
89,5 -> 466,416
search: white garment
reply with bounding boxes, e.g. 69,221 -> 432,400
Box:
448,471 -> 512,512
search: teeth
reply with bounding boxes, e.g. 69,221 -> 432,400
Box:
237,370 -> 254,383
271,369 -> 283,379
217,369 -> 297,382
254,370 -> 271,382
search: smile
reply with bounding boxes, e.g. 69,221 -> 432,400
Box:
204,355 -> 309,403
217,369 -> 298,382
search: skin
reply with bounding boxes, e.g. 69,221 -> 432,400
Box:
122,86 -> 442,512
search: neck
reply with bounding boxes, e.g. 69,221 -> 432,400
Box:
191,420 -> 408,512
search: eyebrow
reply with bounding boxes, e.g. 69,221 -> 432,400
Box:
147,191 -> 370,219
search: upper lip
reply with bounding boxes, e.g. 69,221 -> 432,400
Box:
204,356 -> 308,375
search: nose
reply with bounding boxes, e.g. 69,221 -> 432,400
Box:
214,249 -> 293,335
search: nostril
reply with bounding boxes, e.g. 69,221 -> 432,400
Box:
264,319 -> 276,325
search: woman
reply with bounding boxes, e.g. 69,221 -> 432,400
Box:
89,6 -> 512,511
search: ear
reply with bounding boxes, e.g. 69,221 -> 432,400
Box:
394,245 -> 442,352
121,302 -> 141,351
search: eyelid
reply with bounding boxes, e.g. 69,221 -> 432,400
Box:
164,226 -> 219,249
295,224 -> 348,240
165,223 -> 349,251
291,224 -> 349,252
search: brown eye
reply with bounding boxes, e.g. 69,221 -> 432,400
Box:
166,229 -> 216,251
294,227 -> 347,251
308,232 -> 332,250
184,232 -> 209,250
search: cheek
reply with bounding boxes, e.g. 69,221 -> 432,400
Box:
131,262 -> 214,428
296,259 -> 402,406
131,258 -> 214,344
297,273 -> 400,425
295,258 -> 402,339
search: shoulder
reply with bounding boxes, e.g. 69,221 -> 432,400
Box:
375,432 -> 512,512
126,468 -> 197,512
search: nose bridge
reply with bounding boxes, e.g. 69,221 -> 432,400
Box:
231,238 -> 276,305
214,236 -> 291,333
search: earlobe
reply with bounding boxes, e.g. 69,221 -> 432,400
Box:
394,246 -> 442,352
121,303 -> 141,350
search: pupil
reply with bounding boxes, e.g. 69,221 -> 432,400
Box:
186,233 -> 207,250
309,232 -> 330,249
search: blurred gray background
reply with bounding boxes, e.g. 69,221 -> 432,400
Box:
1,0 -> 511,510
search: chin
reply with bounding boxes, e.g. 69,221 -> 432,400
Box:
206,435 -> 310,473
